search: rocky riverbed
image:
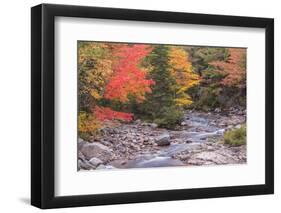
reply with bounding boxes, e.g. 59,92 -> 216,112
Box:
78,110 -> 246,171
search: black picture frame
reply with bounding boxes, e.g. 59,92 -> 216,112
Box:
31,3 -> 274,209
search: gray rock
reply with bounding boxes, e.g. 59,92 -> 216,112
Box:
181,121 -> 187,126
235,124 -> 242,129
78,151 -> 86,161
95,164 -> 107,170
80,142 -> 113,162
176,153 -> 191,161
88,157 -> 103,168
96,164 -> 116,170
155,133 -> 170,146
214,108 -> 221,113
78,159 -> 93,170
78,140 -> 87,150
135,119 -> 141,124
150,123 -> 158,128
188,150 -> 239,165
104,165 -> 116,169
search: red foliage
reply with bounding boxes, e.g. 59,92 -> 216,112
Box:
94,106 -> 133,122
210,48 -> 246,88
104,44 -> 154,103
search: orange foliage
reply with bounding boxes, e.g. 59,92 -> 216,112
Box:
210,48 -> 246,87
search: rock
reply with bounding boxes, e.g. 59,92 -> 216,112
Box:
80,142 -> 113,162
95,164 -> 107,170
88,157 -> 103,168
78,140 -> 87,150
177,154 -> 190,161
150,123 -> 158,128
104,165 -> 116,169
101,140 -> 112,147
143,140 -> 149,145
181,121 -> 187,126
96,164 -> 116,170
121,160 -> 127,165
187,149 -> 240,165
214,108 -> 221,113
206,146 -> 215,151
187,143 -> 202,151
135,119 -> 141,124
155,133 -> 170,146
78,159 -> 93,170
78,151 -> 86,161
235,124 -> 242,129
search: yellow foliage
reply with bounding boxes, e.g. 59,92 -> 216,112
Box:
174,93 -> 193,107
168,47 -> 200,106
90,89 -> 102,100
79,42 -> 114,103
175,98 -> 193,107
78,112 -> 101,134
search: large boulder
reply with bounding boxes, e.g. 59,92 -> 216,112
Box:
78,140 -> 87,150
187,150 -> 238,165
80,142 -> 113,163
155,133 -> 170,146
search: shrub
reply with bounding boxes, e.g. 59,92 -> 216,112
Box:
153,106 -> 183,129
224,124 -> 246,146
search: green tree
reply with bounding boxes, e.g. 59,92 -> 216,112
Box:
137,45 -> 183,128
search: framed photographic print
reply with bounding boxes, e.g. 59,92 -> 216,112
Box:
31,3 -> 274,209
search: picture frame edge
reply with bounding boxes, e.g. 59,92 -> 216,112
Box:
31,3 -> 274,209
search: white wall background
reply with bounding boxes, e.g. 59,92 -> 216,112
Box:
0,0 -> 279,212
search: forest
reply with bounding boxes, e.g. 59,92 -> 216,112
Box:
78,41 -> 247,170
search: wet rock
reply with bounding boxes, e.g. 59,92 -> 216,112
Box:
105,165 -> 116,169
80,142 -> 113,162
95,164 -> 107,170
155,133 -> 170,146
89,157 -> 103,168
177,154 -> 191,161
78,159 -> 93,170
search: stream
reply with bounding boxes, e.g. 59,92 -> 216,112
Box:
108,112 -> 226,169
78,110 -> 246,170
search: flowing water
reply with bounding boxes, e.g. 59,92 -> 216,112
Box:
109,112 -> 226,169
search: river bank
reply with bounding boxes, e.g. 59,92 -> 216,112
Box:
78,109 -> 246,170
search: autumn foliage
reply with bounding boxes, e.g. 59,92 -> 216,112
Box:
210,48 -> 246,88
168,47 -> 200,106
78,42 -> 246,137
104,45 -> 154,103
